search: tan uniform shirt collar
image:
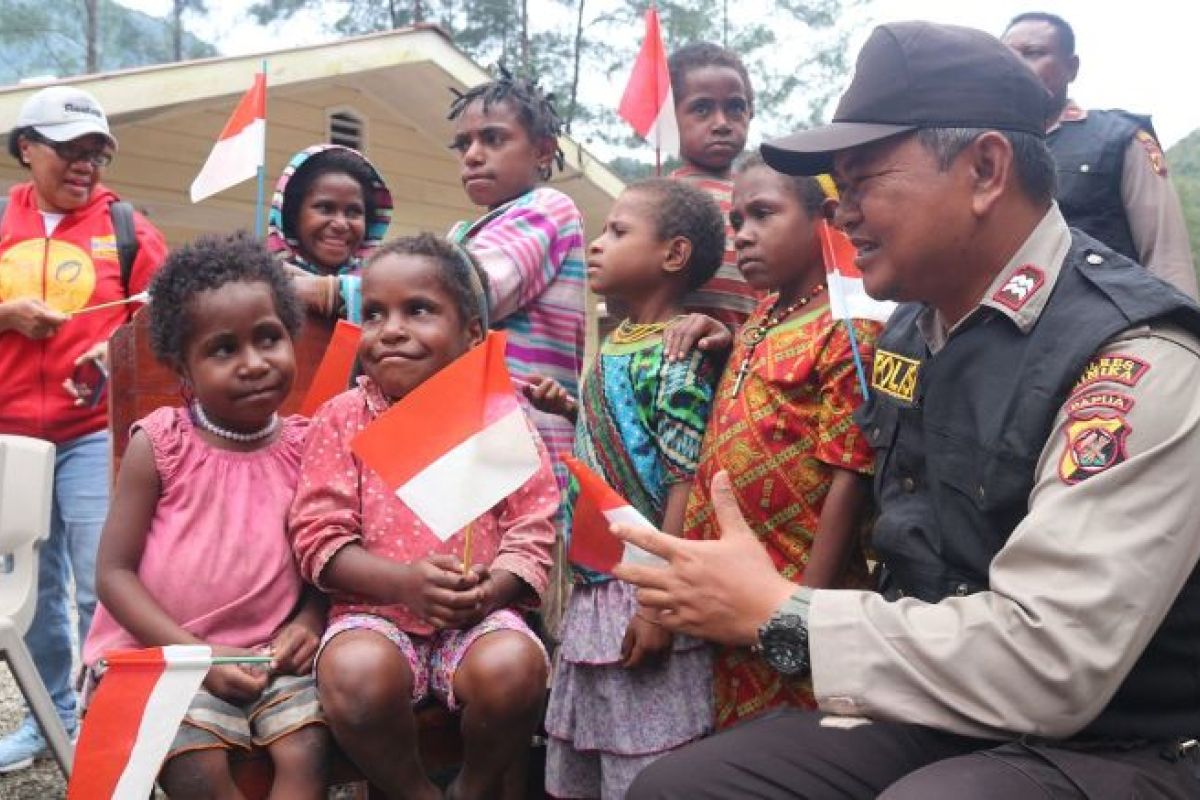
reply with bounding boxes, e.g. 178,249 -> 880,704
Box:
917,205 -> 1072,353
1047,99 -> 1087,134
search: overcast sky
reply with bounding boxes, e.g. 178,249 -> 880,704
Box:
123,0 -> 1200,148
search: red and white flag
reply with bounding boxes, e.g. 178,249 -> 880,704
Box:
563,456 -> 664,575
190,72 -> 266,203
351,332 -> 542,540
300,319 -> 361,417
618,8 -> 679,157
819,220 -> 895,322
68,646 -> 212,800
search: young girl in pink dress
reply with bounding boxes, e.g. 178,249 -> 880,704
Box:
289,233 -> 559,800
84,232 -> 327,799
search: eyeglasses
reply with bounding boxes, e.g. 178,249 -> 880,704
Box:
26,132 -> 114,168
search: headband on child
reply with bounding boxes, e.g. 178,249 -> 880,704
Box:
448,240 -> 491,330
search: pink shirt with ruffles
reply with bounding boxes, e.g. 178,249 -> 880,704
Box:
288,377 -> 559,636
83,407 -> 308,666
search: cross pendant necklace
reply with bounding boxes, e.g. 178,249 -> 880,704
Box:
731,284 -> 826,397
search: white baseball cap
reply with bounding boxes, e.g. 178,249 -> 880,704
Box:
16,86 -> 116,147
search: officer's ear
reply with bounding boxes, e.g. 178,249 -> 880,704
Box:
964,131 -> 1012,218
1066,54 -> 1079,85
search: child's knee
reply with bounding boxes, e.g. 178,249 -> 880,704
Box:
268,724 -> 330,782
457,631 -> 547,713
318,635 -> 414,728
159,747 -> 238,800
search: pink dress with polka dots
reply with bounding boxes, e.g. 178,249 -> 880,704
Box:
288,376 -> 559,635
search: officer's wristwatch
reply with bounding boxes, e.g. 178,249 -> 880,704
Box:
756,588 -> 813,676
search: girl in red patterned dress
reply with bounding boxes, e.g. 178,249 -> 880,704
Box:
683,153 -> 881,729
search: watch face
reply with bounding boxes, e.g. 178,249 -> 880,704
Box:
761,613 -> 810,676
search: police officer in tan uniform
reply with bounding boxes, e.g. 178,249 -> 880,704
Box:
1003,11 -> 1198,299
615,21 -> 1200,799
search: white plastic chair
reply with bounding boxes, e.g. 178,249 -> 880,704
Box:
0,434 -> 72,776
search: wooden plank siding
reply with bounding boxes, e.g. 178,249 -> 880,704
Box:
0,28 -> 615,355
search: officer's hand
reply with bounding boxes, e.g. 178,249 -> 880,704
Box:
613,471 -> 794,647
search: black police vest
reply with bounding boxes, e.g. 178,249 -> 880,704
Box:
857,233 -> 1200,739
1049,110 -> 1147,262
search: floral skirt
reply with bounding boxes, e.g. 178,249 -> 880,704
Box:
544,579 -> 713,798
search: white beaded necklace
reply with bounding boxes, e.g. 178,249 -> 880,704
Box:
191,402 -> 279,443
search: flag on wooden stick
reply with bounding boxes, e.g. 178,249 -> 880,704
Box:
618,8 -> 679,159
68,646 -> 212,800
190,72 -> 266,203
818,219 -> 895,323
563,456 -> 664,575
351,332 -> 542,541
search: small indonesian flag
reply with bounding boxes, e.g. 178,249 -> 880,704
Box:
190,73 -> 266,203
618,8 -> 679,157
351,332 -> 541,541
563,456 -> 665,575
819,220 -> 895,322
300,319 -> 361,417
68,646 -> 212,800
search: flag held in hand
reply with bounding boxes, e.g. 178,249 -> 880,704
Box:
618,8 -> 679,157
68,646 -> 213,800
564,456 -> 665,575
190,72 -> 266,203
351,332 -> 542,541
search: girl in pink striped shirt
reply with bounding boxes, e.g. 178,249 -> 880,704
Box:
447,72 -> 587,481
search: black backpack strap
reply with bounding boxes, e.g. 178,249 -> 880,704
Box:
108,200 -> 139,296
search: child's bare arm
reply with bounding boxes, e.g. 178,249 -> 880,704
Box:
663,314 -> 733,362
98,431 -> 266,701
802,468 -> 870,589
523,375 -> 578,422
270,586 -> 327,676
622,482 -> 690,669
97,431 -> 201,649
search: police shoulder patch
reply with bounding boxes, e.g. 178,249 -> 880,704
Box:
871,349 -> 920,404
1072,354 -> 1150,394
1059,397 -> 1132,485
1135,130 -> 1168,177
992,264 -> 1045,312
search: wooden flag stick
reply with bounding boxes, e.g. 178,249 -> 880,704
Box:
69,291 -> 149,317
462,520 -> 475,577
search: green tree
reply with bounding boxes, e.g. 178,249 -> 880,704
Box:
1165,129 -> 1200,282
172,0 -> 208,62
0,0 -> 217,84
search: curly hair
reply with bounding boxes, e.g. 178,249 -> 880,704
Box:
280,148 -> 377,239
365,233 -> 491,328
668,41 -> 755,112
735,151 -> 828,215
623,178 -> 726,291
447,67 -> 566,176
149,231 -> 303,367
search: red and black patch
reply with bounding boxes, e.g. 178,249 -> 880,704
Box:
1059,407 -> 1132,485
991,264 -> 1045,312
1072,354 -> 1150,395
1065,391 -> 1135,417
1135,130 -> 1168,177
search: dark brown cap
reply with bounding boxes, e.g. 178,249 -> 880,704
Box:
762,21 -> 1052,175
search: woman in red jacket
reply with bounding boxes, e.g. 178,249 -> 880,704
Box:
0,85 -> 166,772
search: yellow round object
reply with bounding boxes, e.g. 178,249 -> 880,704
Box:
0,238 -> 97,313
